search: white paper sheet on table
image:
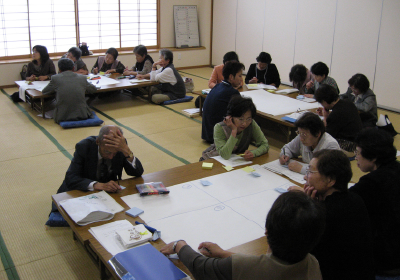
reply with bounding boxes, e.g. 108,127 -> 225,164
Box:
60,191 -> 124,226
300,97 -> 317,103
88,76 -> 120,87
241,90 -> 320,116
211,154 -> 251,167
129,79 -> 150,83
89,219 -> 146,256
262,159 -> 307,184
275,88 -> 299,94
121,165 -> 294,250
246,84 -> 277,90
15,80 -> 50,101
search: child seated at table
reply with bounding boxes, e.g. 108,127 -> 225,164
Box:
200,95 -> 269,160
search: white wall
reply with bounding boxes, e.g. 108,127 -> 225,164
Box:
0,0 -> 212,87
212,0 -> 400,111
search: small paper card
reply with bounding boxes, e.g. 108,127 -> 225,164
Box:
125,207 -> 144,218
223,165 -> 234,171
200,180 -> 212,186
241,166 -> 256,173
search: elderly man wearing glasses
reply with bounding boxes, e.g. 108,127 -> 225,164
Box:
279,112 -> 340,174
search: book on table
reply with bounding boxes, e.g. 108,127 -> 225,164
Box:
59,191 -> 124,226
108,243 -> 187,280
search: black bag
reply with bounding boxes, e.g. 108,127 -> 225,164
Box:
11,92 -> 22,102
377,114 -> 398,137
79,43 -> 90,56
20,64 -> 27,80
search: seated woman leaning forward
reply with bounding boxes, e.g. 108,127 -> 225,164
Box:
91,47 -> 125,75
201,95 -> 269,161
279,112 -> 340,174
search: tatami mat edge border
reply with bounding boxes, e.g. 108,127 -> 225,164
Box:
90,106 -> 191,165
1,89 -> 73,161
0,232 -> 20,280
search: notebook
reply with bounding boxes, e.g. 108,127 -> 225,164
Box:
108,243 -> 187,280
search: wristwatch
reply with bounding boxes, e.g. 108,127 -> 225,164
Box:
173,240 -> 184,253
125,151 -> 133,158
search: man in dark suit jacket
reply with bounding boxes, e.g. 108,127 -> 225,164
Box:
201,61 -> 245,143
56,125 -> 144,196
42,58 -> 96,123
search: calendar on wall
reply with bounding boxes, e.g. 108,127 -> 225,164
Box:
173,5 -> 200,48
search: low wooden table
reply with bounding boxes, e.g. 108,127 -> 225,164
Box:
19,74 -> 158,119
52,150 -> 295,280
193,84 -> 311,142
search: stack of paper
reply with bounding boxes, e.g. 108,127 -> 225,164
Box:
246,84 -> 277,90
60,191 -> 124,226
182,108 -> 200,117
115,224 -> 153,249
212,154 -> 251,167
275,89 -> 299,94
262,159 -> 307,184
90,220 -> 142,255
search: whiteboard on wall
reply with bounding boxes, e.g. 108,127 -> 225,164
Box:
174,5 -> 200,48
373,0 -> 400,111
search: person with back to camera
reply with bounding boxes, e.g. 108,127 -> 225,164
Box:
314,84 -> 362,154
26,45 -> 56,81
201,61 -> 245,143
289,149 -> 375,280
304,61 -> 339,98
349,128 -> 400,279
62,46 -> 89,75
91,47 -> 125,75
160,191 -> 326,280
42,58 -> 97,123
245,52 -> 280,87
340,73 -> 377,128
136,49 -> 186,104
279,112 -> 340,174
123,45 -> 154,76
201,95 -> 269,161
289,64 -> 313,95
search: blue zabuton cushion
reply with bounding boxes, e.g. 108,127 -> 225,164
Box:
59,111 -> 103,128
162,95 -> 193,105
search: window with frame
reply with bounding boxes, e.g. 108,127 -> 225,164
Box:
0,0 -> 158,59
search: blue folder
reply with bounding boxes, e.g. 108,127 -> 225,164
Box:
281,116 -> 297,123
108,243 -> 186,280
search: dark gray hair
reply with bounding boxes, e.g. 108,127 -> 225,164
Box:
58,58 -> 74,72
159,49 -> 173,63
68,46 -> 82,60
98,125 -> 123,142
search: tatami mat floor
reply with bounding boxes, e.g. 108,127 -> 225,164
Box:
0,67 -> 399,280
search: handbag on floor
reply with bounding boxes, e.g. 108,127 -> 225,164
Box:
377,114 -> 398,137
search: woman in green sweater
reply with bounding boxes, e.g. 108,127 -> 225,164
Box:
201,95 -> 269,160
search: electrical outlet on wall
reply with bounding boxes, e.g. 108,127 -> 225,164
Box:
178,53 -> 181,60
